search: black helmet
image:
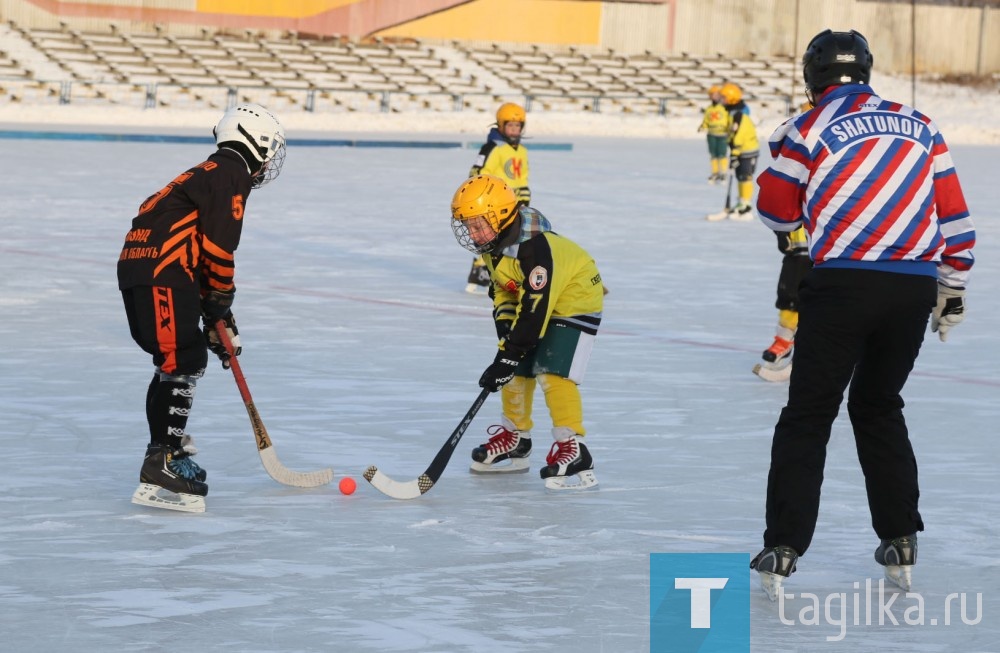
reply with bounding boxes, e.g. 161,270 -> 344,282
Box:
802,29 -> 873,95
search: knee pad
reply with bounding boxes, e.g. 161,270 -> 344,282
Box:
501,376 -> 536,433
537,373 -> 585,436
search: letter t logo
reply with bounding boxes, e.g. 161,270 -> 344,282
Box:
675,577 -> 729,628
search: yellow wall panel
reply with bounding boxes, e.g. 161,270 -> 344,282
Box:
376,0 -> 602,46
195,0 -> 360,19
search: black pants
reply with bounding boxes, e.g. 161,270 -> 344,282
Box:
763,268 -> 937,555
123,285 -> 208,446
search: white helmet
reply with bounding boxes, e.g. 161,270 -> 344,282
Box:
213,103 -> 286,188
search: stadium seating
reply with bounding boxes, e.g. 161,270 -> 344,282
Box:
0,21 -> 798,115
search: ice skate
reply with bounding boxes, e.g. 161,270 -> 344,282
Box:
750,545 -> 798,601
465,257 -> 491,294
875,534 -> 917,590
131,443 -> 208,513
753,335 -> 794,382
539,435 -> 597,491
177,433 -> 207,481
470,424 -> 531,473
728,202 -> 755,221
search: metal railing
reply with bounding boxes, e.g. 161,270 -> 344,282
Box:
1,76 -> 794,116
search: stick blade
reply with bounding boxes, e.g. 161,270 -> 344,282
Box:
259,448 -> 333,487
363,465 -> 431,500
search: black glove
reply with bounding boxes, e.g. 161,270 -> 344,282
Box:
201,290 -> 235,321
204,313 -> 240,369
478,350 -> 523,393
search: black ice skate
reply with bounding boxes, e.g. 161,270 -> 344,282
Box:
750,545 -> 799,601
465,257 -> 492,294
539,436 -> 597,490
875,534 -> 917,590
131,443 -> 208,513
470,424 -> 531,474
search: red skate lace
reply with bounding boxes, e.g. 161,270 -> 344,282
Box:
766,336 -> 793,356
545,439 -> 578,466
484,425 -> 517,454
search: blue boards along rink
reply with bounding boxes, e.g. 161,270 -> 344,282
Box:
0,134 -> 997,652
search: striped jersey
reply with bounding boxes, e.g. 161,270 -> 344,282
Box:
117,149 -> 251,293
756,84 -> 974,288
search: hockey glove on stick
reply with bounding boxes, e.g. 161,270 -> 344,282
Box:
205,313 -> 240,369
931,284 -> 965,342
479,350 -> 523,393
201,289 -> 235,321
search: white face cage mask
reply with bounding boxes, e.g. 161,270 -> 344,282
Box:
451,214 -> 499,255
252,136 -> 286,189
214,104 -> 286,188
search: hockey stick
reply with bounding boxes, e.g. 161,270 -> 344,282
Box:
363,388 -> 491,499
215,321 -> 333,488
706,169 -> 736,221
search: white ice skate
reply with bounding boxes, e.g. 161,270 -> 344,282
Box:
752,361 -> 792,382
753,336 -> 793,382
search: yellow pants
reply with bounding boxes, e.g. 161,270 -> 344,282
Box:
502,373 -> 585,436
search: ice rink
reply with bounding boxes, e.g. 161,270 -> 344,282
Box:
1,132 -> 997,652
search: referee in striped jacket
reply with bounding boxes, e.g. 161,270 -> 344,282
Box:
748,30 -> 976,595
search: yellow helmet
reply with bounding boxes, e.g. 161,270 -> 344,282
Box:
720,82 -> 742,105
708,84 -> 722,98
496,102 -> 526,130
451,175 -> 520,254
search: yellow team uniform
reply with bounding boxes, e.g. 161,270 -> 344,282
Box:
728,105 -> 760,209
700,101 -> 732,178
484,207 -> 602,436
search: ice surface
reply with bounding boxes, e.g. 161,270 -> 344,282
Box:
0,133 -> 997,652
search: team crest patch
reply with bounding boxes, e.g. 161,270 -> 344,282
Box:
505,279 -> 518,292
528,266 -> 548,290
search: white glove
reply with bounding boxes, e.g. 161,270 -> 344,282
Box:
931,284 -> 965,342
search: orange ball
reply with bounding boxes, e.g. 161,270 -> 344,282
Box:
339,477 -> 357,495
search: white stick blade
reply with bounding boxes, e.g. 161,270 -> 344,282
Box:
363,466 -> 426,500
259,448 -> 333,487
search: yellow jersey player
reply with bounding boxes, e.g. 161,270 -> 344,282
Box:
752,227 -> 813,382
465,103 -> 531,293
722,83 -> 760,221
451,175 -> 603,490
698,85 -> 732,183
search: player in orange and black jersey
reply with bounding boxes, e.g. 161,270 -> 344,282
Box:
118,103 -> 286,513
